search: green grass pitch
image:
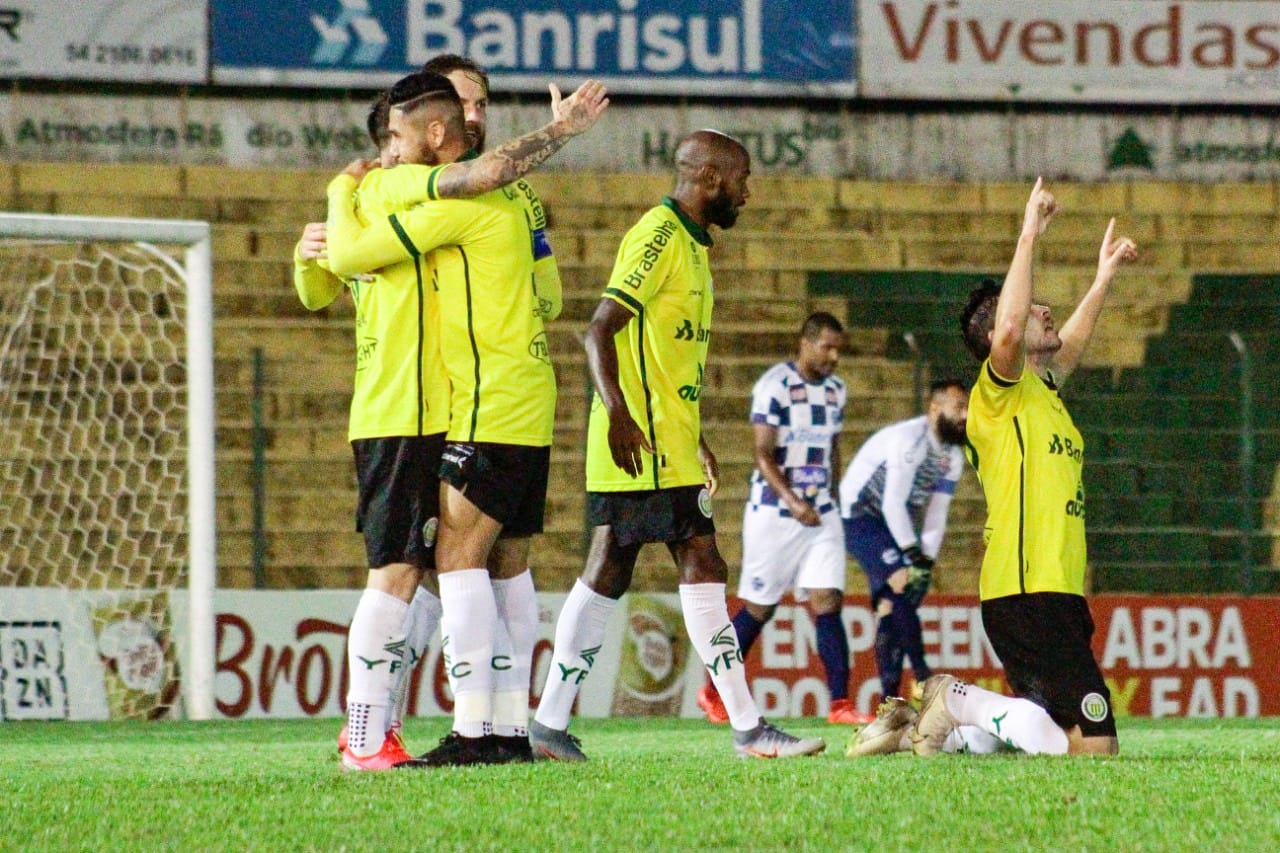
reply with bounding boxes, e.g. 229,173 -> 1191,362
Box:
4,716 -> 1279,850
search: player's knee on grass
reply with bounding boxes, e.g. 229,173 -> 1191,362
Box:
998,699 -> 1070,755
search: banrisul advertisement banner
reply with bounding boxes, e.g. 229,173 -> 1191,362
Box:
211,0 -> 857,96
0,0 -> 205,83
860,0 -> 1280,104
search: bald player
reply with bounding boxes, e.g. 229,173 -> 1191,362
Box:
529,131 -> 826,761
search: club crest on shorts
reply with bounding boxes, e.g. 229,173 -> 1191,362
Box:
422,516 -> 438,548
1080,692 -> 1109,722
697,487 -> 713,518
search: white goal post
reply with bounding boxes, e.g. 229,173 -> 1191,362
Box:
0,213 -> 215,720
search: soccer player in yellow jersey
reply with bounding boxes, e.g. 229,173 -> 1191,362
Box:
326,72 -> 603,767
303,58 -> 559,766
529,131 -> 826,761
905,179 -> 1137,758
295,92 -> 448,769
299,73 -> 606,770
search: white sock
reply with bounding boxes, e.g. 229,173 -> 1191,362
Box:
942,725 -> 1011,754
438,569 -> 496,738
345,588 -> 409,755
535,579 -> 617,731
390,586 -> 441,729
679,583 -> 760,731
491,570 -> 538,737
945,680 -> 1069,755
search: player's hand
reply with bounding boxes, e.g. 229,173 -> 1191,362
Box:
789,499 -> 821,527
1022,176 -> 1057,237
902,546 -> 934,592
341,158 -> 379,181
297,222 -> 327,261
607,413 -> 654,479
549,83 -> 566,122
906,563 -> 932,591
550,80 -> 609,136
1095,217 -> 1138,282
698,441 -> 720,497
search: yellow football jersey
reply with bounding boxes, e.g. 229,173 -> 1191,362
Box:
327,168 -> 557,447
965,360 -> 1088,600
586,199 -> 714,492
314,179 -> 450,442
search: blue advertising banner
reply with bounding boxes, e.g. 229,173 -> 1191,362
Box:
211,0 -> 857,96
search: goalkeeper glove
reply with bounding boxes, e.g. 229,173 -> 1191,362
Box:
902,546 -> 934,591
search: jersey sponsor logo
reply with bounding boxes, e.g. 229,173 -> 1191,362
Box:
674,319 -> 709,342
515,180 -> 545,225
788,384 -> 808,402
1048,433 -> 1083,463
697,487 -> 713,518
784,427 -> 830,445
788,465 -> 828,487
620,219 -> 677,289
1066,485 -> 1086,518
678,364 -> 705,401
528,331 -> 550,363
1080,691 -> 1110,722
788,465 -> 828,500
531,227 -> 553,260
355,336 -> 378,371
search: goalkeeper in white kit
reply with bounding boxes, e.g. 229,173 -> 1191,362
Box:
838,379 -> 968,702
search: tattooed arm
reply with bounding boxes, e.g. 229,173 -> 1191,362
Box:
433,79 -> 609,199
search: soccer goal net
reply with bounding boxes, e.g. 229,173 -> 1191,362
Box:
0,213 -> 214,721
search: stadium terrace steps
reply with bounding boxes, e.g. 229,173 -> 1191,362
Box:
6,164 -> 1278,592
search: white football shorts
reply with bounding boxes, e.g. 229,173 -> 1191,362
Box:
736,505 -> 846,605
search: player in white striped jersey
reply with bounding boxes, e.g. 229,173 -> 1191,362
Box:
697,313 -> 872,725
838,379 -> 969,703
